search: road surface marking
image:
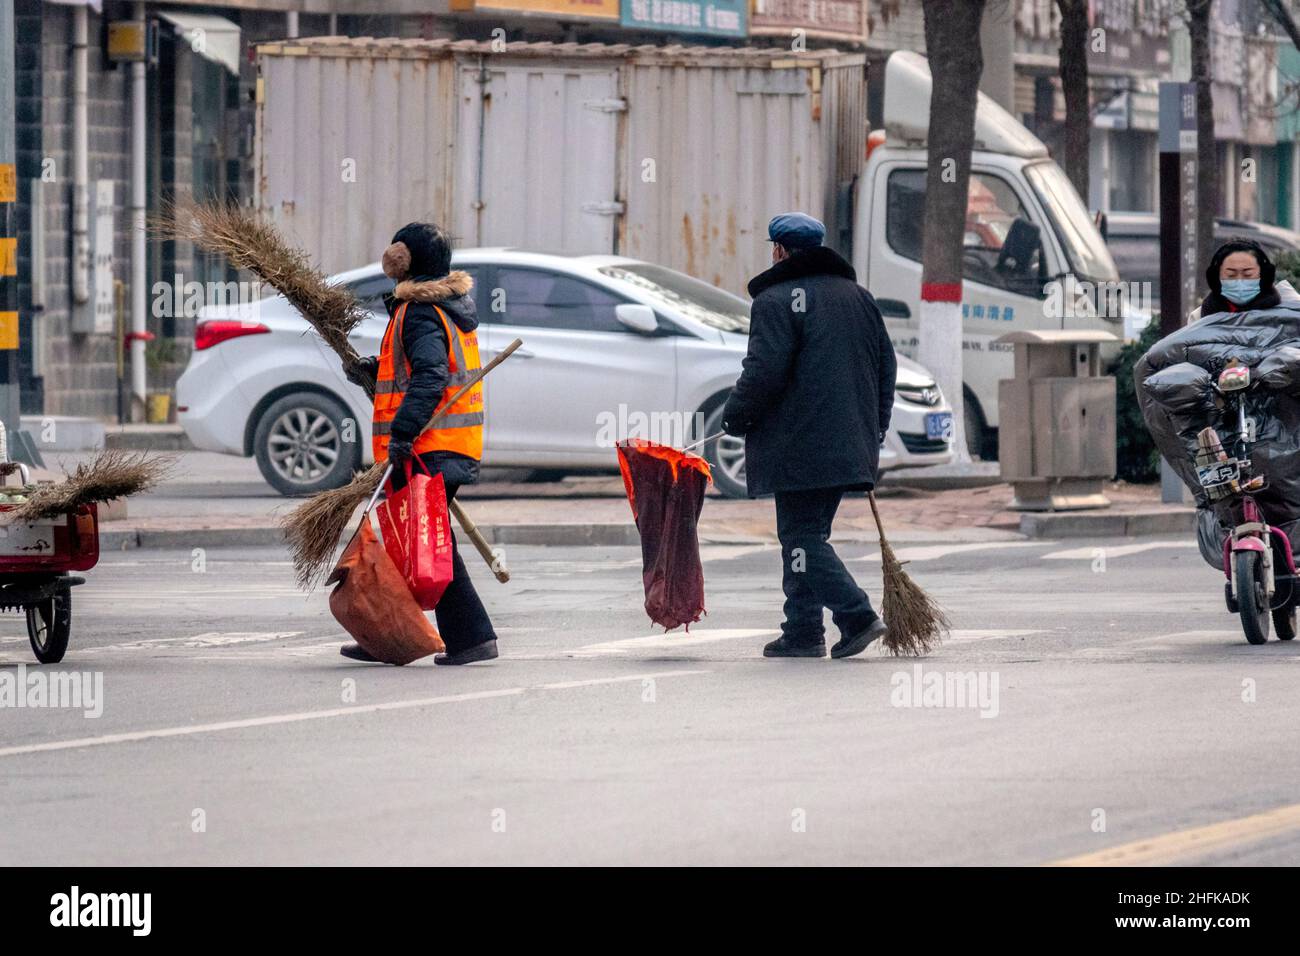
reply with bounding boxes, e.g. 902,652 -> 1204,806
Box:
0,670 -> 709,759
1042,541 -> 1195,560
853,541 -> 1047,563
1048,803 -> 1300,866
572,628 -> 779,656
946,629 -> 1046,642
699,544 -> 776,562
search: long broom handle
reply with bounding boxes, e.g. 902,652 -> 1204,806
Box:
449,498 -> 509,583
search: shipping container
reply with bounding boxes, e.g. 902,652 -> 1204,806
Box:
255,37 -> 867,296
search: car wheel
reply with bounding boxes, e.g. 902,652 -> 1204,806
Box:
700,405 -> 747,499
253,392 -> 359,496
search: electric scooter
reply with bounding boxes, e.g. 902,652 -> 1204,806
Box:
1196,361 -> 1298,644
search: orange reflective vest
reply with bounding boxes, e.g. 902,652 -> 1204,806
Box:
372,302 -> 484,462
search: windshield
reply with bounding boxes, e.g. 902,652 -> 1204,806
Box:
599,263 -> 751,333
1025,161 -> 1119,282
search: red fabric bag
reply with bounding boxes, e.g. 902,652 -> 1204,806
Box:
616,438 -> 712,630
376,459 -> 454,610
326,518 -> 444,665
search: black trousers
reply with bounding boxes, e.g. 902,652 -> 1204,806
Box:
774,486 -> 878,646
388,469 -> 497,654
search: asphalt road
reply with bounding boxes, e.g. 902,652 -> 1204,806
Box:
1,535 -> 1298,866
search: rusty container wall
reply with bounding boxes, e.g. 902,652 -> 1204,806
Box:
622,52 -> 867,295
257,45 -> 456,275
256,39 -> 867,294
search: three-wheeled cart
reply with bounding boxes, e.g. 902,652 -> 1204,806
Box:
0,463 -> 100,663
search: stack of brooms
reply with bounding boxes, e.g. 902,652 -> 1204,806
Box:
0,451 -> 173,525
153,202 -> 513,589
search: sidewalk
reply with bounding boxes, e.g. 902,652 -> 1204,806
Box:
44,449 -> 1192,551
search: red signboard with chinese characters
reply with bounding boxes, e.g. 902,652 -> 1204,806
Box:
749,0 -> 867,41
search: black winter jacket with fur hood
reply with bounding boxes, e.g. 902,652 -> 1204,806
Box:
381,270 -> 481,486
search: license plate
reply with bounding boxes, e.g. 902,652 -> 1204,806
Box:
0,520 -> 58,557
1197,460 -> 1240,488
925,412 -> 954,442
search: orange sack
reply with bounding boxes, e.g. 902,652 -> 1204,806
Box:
326,518 -> 445,665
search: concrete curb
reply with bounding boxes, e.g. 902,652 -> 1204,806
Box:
1019,508 -> 1197,539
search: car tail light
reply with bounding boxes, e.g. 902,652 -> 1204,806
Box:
195,319 -> 271,350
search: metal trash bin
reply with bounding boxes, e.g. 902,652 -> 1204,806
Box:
996,330 -> 1119,511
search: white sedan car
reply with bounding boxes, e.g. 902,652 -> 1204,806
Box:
177,250 -> 955,498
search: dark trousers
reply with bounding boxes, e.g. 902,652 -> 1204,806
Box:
774,486 -> 878,645
388,471 -> 497,654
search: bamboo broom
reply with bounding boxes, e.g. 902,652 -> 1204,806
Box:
867,491 -> 949,657
282,339 -> 523,590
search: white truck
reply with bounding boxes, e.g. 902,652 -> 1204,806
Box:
854,52 -> 1142,456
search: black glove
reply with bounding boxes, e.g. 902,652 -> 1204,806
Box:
386,437 -> 414,470
721,417 -> 747,438
345,355 -> 379,391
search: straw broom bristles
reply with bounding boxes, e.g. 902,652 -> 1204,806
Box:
4,450 -> 173,524
282,462 -> 385,590
868,492 -> 949,657
151,201 -> 370,372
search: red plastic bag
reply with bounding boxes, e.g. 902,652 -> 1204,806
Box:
616,439 -> 712,630
376,460 -> 454,610
326,518 -> 445,665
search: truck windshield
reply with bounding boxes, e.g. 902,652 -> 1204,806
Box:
599,263 -> 751,333
1025,161 -> 1120,283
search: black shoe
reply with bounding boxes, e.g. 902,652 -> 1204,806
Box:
434,639 -> 499,666
831,617 -> 887,659
763,636 -> 826,658
340,642 -> 380,663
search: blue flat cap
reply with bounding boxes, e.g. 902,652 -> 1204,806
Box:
767,212 -> 825,249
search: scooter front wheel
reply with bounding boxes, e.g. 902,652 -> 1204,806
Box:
1235,551 -> 1271,645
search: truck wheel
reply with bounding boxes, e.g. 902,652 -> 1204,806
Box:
963,389 -> 990,460
254,392 -> 359,497
27,591 -> 71,664
700,405 -> 747,499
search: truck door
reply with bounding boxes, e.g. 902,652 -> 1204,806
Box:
454,63 -> 622,254
867,160 -> 1061,433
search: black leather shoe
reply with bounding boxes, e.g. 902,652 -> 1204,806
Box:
340,642 -> 380,663
763,636 -> 826,658
434,639 -> 499,666
831,617 -> 887,659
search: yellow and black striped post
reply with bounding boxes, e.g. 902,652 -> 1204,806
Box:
0,0 -> 18,442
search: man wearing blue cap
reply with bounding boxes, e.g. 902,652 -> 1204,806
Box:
721,212 -> 896,659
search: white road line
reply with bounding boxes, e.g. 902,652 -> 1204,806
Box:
0,670 -> 709,759
852,541 -> 1048,563
1042,541 -> 1195,560
945,629 -> 1048,642
89,631 -> 305,653
571,628 -> 779,656
699,544 -> 777,563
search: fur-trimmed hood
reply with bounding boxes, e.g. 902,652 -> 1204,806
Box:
388,270 -> 478,331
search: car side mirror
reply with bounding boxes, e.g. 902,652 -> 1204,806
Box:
615,303 -> 659,334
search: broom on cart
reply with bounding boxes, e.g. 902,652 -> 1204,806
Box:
152,201 -> 515,590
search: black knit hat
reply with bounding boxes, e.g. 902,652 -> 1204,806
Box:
382,222 -> 453,280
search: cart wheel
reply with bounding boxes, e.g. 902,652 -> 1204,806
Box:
26,591 -> 71,664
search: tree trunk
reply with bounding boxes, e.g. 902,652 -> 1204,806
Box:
1188,0 -> 1217,300
919,0 -> 987,462
1056,0 -> 1091,200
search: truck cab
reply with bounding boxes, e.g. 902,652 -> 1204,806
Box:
854,51 -> 1138,457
